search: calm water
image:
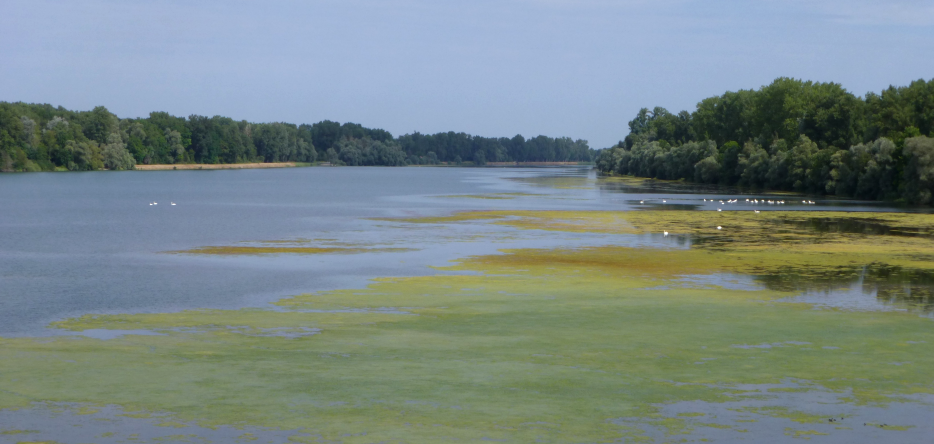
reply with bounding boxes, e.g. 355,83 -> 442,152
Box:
3,167 -> 933,443
1,166 -> 929,337
0,167 -> 601,336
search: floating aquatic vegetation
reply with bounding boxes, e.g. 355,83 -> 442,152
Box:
596,174 -> 805,198
386,209 -> 934,259
166,245 -> 416,255
507,175 -> 595,189
3,210 -> 934,442
434,193 -> 542,200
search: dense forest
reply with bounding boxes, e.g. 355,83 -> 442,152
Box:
596,78 -> 934,204
0,103 -> 594,172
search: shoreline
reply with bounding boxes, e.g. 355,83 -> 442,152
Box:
132,161 -> 591,171
135,162 -> 299,170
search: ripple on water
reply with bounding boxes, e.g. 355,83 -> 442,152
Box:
613,380 -> 934,443
0,403 -> 307,443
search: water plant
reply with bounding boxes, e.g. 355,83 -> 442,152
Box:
2,210 -> 932,442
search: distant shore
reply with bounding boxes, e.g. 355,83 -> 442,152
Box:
135,162 -> 299,171
132,161 -> 590,171
485,161 -> 589,167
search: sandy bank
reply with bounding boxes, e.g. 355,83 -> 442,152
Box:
485,161 -> 590,166
135,162 -> 298,171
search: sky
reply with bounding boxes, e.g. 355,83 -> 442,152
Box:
1,0 -> 932,148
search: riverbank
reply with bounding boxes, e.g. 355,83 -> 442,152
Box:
486,161 -> 590,166
135,162 -> 301,170
132,161 -> 591,171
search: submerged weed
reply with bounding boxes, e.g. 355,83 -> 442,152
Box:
3,210 -> 934,442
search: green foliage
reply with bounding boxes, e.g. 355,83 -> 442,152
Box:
76,106 -> 118,144
1,102 -> 589,171
397,132 -> 593,164
303,120 -> 392,155
187,115 -> 258,164
101,132 -> 136,171
694,155 -> 720,184
597,78 -> 934,205
334,137 -> 406,166
903,136 -> 934,204
251,122 -> 315,163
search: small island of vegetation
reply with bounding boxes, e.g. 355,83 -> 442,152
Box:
597,78 -> 934,204
0,104 -> 594,172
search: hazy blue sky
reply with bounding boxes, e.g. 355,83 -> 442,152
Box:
2,0 -> 932,147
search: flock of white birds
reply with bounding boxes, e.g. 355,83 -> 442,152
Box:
638,197 -> 818,208
148,202 -> 176,206
646,196 -> 819,234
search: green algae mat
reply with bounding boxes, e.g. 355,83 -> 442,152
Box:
2,210 -> 933,442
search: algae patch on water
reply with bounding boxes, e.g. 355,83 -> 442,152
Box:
4,210 -> 934,442
434,193 -> 542,200
166,245 -> 416,255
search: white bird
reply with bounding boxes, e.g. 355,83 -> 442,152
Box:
149,203 -> 153,206
663,200 -> 667,203
754,210 -> 760,213
717,208 -> 722,212
664,231 -> 669,236
171,202 -> 176,206
717,226 -> 722,230
746,199 -> 750,202
640,200 -> 644,204
153,202 -> 158,205
704,199 -> 707,201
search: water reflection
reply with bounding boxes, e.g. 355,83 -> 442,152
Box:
674,265 -> 934,315
593,172 -> 934,213
785,216 -> 934,238
615,381 -> 934,444
772,264 -> 934,315
632,202 -> 700,211
0,403 -> 305,443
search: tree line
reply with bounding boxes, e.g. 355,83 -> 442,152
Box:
397,132 -> 593,165
596,78 -> 934,204
0,103 -> 594,172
